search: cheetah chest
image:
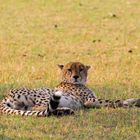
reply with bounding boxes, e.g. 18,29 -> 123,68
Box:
58,93 -> 82,109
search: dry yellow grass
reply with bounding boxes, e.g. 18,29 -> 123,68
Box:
0,0 -> 140,139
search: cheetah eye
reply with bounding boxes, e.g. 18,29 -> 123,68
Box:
67,69 -> 72,72
80,68 -> 83,72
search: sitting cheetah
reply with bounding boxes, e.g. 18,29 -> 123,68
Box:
0,62 -> 140,116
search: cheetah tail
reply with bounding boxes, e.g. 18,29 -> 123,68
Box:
84,98 -> 140,108
0,104 -> 51,117
0,91 -> 62,117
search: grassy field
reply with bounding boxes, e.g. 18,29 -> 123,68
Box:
0,0 -> 140,139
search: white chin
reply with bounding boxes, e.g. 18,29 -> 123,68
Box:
72,81 -> 81,84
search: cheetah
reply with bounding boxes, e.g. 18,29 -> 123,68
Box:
0,62 -> 140,117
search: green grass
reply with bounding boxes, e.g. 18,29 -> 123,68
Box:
0,0 -> 140,139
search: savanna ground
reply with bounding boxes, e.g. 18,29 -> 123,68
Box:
0,0 -> 140,139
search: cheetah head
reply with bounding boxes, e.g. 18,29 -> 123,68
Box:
58,62 -> 90,85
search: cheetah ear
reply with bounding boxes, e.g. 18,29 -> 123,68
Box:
86,65 -> 91,70
58,64 -> 64,70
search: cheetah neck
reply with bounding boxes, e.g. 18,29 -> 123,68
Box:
58,82 -> 85,86
56,82 -> 86,92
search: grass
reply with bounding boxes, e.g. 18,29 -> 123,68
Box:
0,0 -> 140,139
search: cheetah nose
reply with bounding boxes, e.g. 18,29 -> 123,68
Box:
73,75 -> 79,79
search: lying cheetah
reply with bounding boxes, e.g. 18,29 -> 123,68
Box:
0,62 -> 140,116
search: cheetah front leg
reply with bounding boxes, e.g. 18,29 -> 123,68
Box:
84,97 -> 140,108
51,107 -> 74,116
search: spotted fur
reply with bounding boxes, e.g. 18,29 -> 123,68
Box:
0,62 -> 140,116
0,88 -> 66,116
56,62 -> 140,109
